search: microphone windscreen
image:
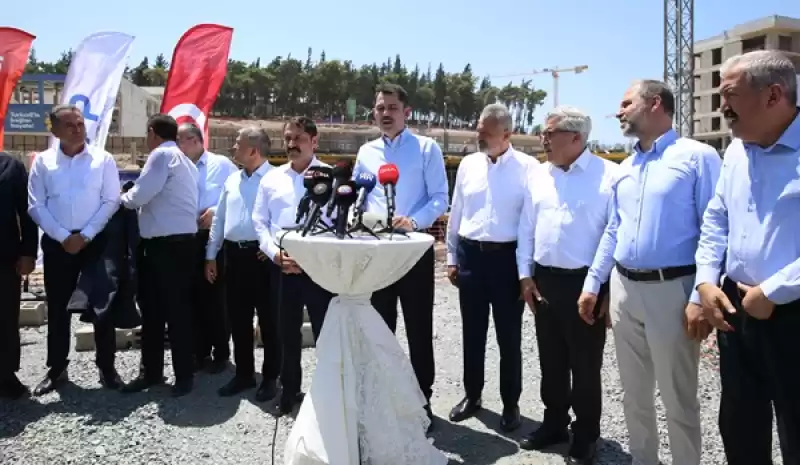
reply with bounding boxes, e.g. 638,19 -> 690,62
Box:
303,167 -> 321,189
334,181 -> 358,207
332,159 -> 354,179
309,177 -> 333,203
354,172 -> 377,192
377,163 -> 399,185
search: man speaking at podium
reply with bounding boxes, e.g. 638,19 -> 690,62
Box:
354,83 -> 449,428
252,116 -> 334,415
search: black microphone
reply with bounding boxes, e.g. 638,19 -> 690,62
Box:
325,159 -> 354,219
295,167 -> 322,224
301,170 -> 334,236
333,181 -> 358,239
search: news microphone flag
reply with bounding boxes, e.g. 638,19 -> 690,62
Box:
0,27 -> 36,151
51,32 -> 135,149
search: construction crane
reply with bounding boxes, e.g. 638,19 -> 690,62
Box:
490,65 -> 589,108
664,0 -> 694,137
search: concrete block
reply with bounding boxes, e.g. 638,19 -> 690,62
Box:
74,325 -> 142,352
19,301 -> 47,327
254,321 -> 315,348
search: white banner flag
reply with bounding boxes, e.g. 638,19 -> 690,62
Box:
51,31 -> 135,149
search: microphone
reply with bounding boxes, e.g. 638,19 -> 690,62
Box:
295,167 -> 322,224
301,169 -> 334,236
353,172 -> 377,217
333,181 -> 358,239
325,159 -> 354,219
377,163 -> 399,227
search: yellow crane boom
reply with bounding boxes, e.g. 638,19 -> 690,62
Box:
491,65 -> 589,107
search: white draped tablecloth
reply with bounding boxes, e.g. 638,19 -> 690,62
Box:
279,231 -> 447,465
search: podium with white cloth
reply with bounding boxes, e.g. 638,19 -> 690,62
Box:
279,230 -> 447,465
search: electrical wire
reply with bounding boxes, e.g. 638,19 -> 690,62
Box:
270,230 -> 288,464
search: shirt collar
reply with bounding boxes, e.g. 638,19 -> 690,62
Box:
753,108 -> 800,154
158,141 -> 177,150
285,155 -> 321,176
242,160 -> 272,180
196,151 -> 209,166
382,128 -> 408,148
485,144 -> 513,165
57,143 -> 89,158
634,128 -> 679,156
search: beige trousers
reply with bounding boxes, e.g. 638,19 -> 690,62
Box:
610,268 -> 702,465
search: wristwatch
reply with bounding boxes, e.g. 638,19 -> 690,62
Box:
410,218 -> 418,231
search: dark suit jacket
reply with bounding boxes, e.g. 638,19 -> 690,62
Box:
0,153 -> 38,264
68,207 -> 142,329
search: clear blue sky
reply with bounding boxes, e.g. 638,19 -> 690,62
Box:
5,0 -> 799,143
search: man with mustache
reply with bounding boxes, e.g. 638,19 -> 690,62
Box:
517,106 -> 618,464
204,127 -> 277,401
252,116 -> 334,415
692,50 -> 800,465
445,103 -> 538,433
354,83 -> 449,431
578,80 -> 721,465
177,123 -> 238,374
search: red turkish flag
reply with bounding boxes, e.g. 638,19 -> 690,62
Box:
161,24 -> 233,148
0,27 -> 36,151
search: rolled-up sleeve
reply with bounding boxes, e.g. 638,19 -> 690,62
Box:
121,149 -> 168,209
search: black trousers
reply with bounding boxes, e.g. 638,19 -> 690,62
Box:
455,239 -> 523,407
225,241 -> 278,380
192,230 -> 230,363
41,234 -> 116,377
270,266 -> 333,399
372,246 -> 436,400
534,264 -> 607,443
137,234 -> 196,383
0,260 -> 21,378
718,277 -> 800,465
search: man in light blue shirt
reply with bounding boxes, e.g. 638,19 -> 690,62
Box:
692,50 -> 800,465
178,123 -> 238,374
203,127 -> 278,402
354,83 -> 449,429
120,114 -> 199,397
578,80 -> 721,465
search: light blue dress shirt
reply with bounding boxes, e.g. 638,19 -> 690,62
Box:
694,110 -> 800,305
196,151 -> 238,214
584,129 -> 722,295
205,161 -> 273,260
353,129 -> 449,229
120,141 -> 199,239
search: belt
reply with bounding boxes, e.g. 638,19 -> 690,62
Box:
142,233 -> 195,244
615,263 -> 696,282
535,263 -> 589,276
460,237 -> 517,252
225,240 -> 259,249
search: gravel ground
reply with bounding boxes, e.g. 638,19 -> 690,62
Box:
0,276 -> 783,465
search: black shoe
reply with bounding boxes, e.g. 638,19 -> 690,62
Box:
424,404 -> 435,434
275,391 -> 305,416
99,369 -> 123,390
0,374 -> 28,399
448,397 -> 482,422
255,379 -> 279,403
519,426 -> 570,451
218,376 -> 256,397
205,359 -> 228,374
500,405 -> 521,432
32,371 -> 68,396
121,375 -> 165,394
566,441 -> 597,465
171,379 -> 193,397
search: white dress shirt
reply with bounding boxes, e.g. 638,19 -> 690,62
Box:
252,157 -> 329,260
446,146 -> 539,266
120,141 -> 199,239
196,151 -> 239,213
28,144 -> 121,243
206,161 -> 274,260
516,150 -> 620,279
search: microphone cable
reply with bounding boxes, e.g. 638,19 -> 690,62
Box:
270,230 -> 289,465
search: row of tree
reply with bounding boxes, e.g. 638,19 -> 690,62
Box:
24,48 -> 548,131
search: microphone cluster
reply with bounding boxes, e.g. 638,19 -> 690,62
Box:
295,159 -> 401,239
